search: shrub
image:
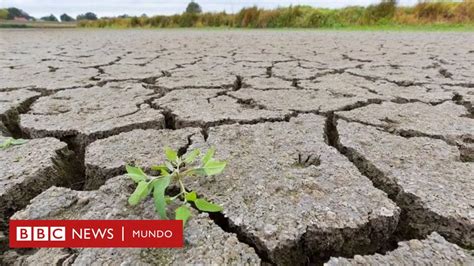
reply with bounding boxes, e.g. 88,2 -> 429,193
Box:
337,6 -> 366,26
235,6 -> 260,27
363,0 -> 397,24
414,2 -> 456,22
179,12 -> 199,27
455,0 -> 474,22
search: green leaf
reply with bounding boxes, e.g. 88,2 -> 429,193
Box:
184,149 -> 200,164
128,181 -> 149,206
11,139 -> 27,145
153,175 -> 171,219
164,147 -> 178,163
190,159 -> 226,177
175,205 -> 192,225
126,165 -> 147,183
188,168 -> 206,177
185,191 -> 197,202
0,138 -> 13,149
1,138 -> 27,149
202,147 -> 215,165
202,160 -> 226,175
195,198 -> 223,212
151,164 -> 170,175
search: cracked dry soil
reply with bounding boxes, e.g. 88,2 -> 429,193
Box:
0,29 -> 473,265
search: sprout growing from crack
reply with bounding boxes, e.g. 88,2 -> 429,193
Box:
126,147 -> 225,226
0,137 -> 27,150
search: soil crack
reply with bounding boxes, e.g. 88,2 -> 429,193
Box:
324,115 -> 472,250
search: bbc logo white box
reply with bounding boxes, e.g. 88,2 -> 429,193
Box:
16,227 -> 31,241
33,227 -> 48,241
50,226 -> 66,241
16,226 -> 66,241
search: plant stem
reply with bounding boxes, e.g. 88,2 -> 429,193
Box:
171,191 -> 184,201
178,178 -> 187,203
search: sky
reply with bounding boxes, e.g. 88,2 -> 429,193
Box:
2,0 -> 420,18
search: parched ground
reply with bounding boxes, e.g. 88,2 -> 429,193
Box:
0,29 -> 473,265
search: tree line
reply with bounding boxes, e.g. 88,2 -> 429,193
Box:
2,1 -> 473,27
0,7 -> 98,22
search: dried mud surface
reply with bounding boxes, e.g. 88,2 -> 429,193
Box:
0,29 -> 472,264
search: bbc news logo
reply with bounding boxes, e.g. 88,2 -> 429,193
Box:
10,220 -> 183,248
16,226 -> 66,241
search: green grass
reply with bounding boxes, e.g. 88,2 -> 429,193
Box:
0,23 -> 30,28
0,20 -> 76,28
218,23 -> 474,31
330,23 -> 474,31
2,19 -> 472,31
76,24 -> 474,32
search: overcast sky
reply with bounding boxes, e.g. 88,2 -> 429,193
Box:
2,0 -> 420,18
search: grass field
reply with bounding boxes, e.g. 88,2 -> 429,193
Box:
1,20 -> 473,31
327,23 -> 474,31
0,20 -> 76,28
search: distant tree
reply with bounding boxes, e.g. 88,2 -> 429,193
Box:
0,9 -> 8,20
118,14 -> 129,18
60,13 -> 74,22
76,12 -> 98,20
40,14 -> 59,22
186,1 -> 202,14
6,7 -> 32,20
86,12 -> 98,20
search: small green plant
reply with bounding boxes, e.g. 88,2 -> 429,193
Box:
126,147 -> 226,225
0,137 -> 27,149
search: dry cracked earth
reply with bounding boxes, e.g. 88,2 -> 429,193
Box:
0,29 -> 473,265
